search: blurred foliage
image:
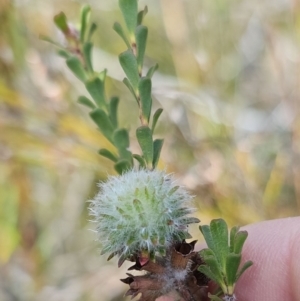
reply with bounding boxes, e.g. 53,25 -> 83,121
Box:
0,0 -> 300,300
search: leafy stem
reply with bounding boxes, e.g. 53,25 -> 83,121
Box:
42,0 -> 163,173
198,219 -> 253,300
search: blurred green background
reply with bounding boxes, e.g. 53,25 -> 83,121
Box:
1,0 -> 300,300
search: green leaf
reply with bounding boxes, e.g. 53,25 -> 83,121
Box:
114,160 -> 132,174
112,128 -> 132,162
198,249 -> 225,287
119,50 -> 139,91
137,6 -> 148,25
119,0 -> 138,38
113,22 -> 131,49
113,128 -> 130,150
90,109 -> 114,142
66,57 -> 87,82
123,78 -> 138,102
80,5 -> 91,42
146,63 -> 159,78
226,253 -> 241,286
152,108 -> 163,133
54,12 -> 69,34
152,139 -> 163,168
135,25 -> 148,72
83,42 -> 93,73
136,126 -> 153,167
77,96 -> 95,109
199,250 -> 223,283
198,265 -> 221,285
208,293 -> 223,301
57,49 -> 71,59
119,149 -> 132,162
98,149 -> 118,162
210,219 -> 229,267
230,226 -> 239,253
109,97 -> 119,128
199,225 -> 215,253
133,154 -> 146,168
138,77 -> 152,122
85,77 -> 106,109
200,248 -> 215,258
235,260 -> 253,282
39,35 -> 62,48
87,23 -> 97,42
233,231 -> 248,254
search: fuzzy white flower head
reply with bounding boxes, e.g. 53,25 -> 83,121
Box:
89,169 -> 199,262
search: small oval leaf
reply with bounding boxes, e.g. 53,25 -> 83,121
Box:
85,77 -> 107,109
83,42 -> 93,73
137,6 -> 148,26
136,126 -> 153,167
66,57 -> 87,82
109,96 -> 119,128
230,226 -> 240,253
57,49 -> 71,59
119,50 -> 139,90
207,294 -> 224,301
39,35 -> 62,48
198,265 -> 220,285
123,78 -> 138,103
77,95 -> 95,109
210,218 -> 229,267
138,77 -> 152,122
90,109 -> 114,142
113,128 -> 130,150
87,23 -> 97,42
226,253 -> 241,287
114,159 -> 132,174
80,5 -> 91,42
235,260 -> 253,282
152,108 -> 163,133
54,12 -> 69,34
233,231 -> 248,254
152,139 -> 163,168
119,0 -> 138,37
133,154 -> 146,168
135,25 -> 148,72
146,63 -> 159,78
113,22 -> 131,49
99,149 -> 118,162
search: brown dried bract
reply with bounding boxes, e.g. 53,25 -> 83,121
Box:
120,240 -> 209,301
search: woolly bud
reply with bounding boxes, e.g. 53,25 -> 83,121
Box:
89,169 -> 199,263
